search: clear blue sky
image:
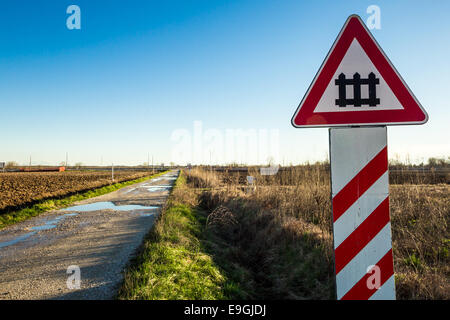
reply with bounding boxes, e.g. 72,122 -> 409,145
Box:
0,0 -> 449,165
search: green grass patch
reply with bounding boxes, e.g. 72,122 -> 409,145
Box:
118,172 -> 241,300
0,171 -> 168,229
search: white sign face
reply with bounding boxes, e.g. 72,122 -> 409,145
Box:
314,39 -> 403,113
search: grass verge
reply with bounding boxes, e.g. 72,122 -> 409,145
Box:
0,171 -> 168,229
118,172 -> 243,300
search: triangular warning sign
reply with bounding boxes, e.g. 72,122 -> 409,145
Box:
291,15 -> 428,128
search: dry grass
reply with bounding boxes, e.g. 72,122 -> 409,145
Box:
186,168 -> 335,299
185,167 -> 449,300
390,184 -> 449,299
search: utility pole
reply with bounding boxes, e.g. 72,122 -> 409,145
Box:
66,152 -> 68,167
29,155 -> 31,167
112,163 -> 114,182
152,155 -> 154,174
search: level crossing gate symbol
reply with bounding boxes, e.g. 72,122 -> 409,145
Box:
335,72 -> 380,107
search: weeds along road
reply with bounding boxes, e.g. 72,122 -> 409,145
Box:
0,170 -> 179,300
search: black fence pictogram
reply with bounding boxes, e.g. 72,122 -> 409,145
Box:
335,72 -> 380,107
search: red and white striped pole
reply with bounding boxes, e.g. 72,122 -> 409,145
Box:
329,127 -> 395,300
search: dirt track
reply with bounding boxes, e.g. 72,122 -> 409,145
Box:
0,170 -> 179,300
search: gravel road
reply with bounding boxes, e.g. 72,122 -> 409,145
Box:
0,170 -> 179,300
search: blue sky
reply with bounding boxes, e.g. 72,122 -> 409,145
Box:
0,0 -> 449,165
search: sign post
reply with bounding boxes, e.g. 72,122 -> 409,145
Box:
330,127 -> 394,299
291,15 -> 428,300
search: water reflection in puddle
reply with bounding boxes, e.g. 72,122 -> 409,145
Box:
146,186 -> 172,192
124,185 -> 172,193
136,212 -> 157,217
30,224 -> 56,231
62,201 -> 159,212
0,232 -> 37,249
30,213 -> 79,231
0,212 -> 81,249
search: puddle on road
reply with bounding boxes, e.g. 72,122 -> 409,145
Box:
30,224 -> 57,231
136,212 -> 158,217
123,188 -> 136,194
146,185 -> 172,192
29,213 -> 79,231
0,202 -> 157,249
0,232 -> 37,249
0,212 -> 81,249
62,201 -> 159,213
144,176 -> 172,184
123,176 -> 175,194
124,185 -> 172,193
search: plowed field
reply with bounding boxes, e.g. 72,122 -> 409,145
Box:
0,171 -> 152,211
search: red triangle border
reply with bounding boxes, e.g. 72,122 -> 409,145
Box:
291,15 -> 428,128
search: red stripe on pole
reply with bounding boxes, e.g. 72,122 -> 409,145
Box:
332,146 -> 388,222
335,197 -> 390,274
341,249 -> 394,300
